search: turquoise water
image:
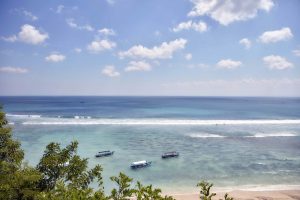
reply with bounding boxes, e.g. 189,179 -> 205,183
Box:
1,97 -> 300,193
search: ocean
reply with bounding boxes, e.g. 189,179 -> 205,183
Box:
1,96 -> 300,193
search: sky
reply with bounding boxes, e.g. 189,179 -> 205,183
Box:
0,0 -> 299,96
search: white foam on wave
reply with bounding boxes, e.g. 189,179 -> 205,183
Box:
189,133 -> 225,138
246,132 -> 297,138
7,114 -> 41,118
21,118 -> 300,126
74,116 -> 92,119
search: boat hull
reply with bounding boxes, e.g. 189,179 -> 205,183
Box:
161,152 -> 179,159
95,151 -> 114,158
130,162 -> 152,169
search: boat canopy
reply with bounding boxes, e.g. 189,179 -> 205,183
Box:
132,160 -> 147,165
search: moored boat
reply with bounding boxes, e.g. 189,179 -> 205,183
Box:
95,150 -> 114,158
130,160 -> 152,169
162,151 -> 179,159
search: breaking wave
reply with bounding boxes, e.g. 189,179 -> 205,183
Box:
189,133 -> 225,138
246,132 -> 297,138
6,114 -> 300,126
7,114 -> 41,118
19,118 -> 300,126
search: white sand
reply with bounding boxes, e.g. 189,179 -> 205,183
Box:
170,190 -> 300,200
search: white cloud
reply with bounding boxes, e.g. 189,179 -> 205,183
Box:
239,38 -> 251,49
98,28 -> 116,36
23,10 -> 38,21
217,59 -> 242,69
173,20 -> 207,32
102,65 -> 120,77
0,66 -> 28,74
125,61 -> 152,72
18,24 -> 48,45
2,35 -> 17,42
74,48 -> 82,53
66,18 -> 94,32
56,5 -> 64,13
119,38 -> 187,59
188,0 -> 274,26
259,27 -> 293,43
2,25 -> 48,44
45,53 -> 66,62
263,55 -> 293,70
185,53 -> 192,60
87,39 -> 116,53
292,50 -> 300,57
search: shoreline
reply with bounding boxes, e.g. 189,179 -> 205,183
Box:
161,185 -> 300,200
169,190 -> 300,200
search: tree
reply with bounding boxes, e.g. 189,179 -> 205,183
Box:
134,181 -> 175,200
223,193 -> 234,200
36,141 -> 106,199
0,107 -> 41,200
110,172 -> 134,200
197,181 -> 234,200
197,181 -> 216,200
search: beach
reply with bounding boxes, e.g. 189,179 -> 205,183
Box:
165,185 -> 300,200
172,190 -> 300,200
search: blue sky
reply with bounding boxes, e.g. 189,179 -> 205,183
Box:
0,0 -> 299,96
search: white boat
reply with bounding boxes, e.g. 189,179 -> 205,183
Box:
130,160 -> 152,169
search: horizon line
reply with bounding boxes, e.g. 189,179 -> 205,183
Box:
0,95 -> 300,98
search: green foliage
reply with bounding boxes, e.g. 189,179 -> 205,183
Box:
110,172 -> 134,200
223,193 -> 234,200
36,141 -> 78,190
0,108 -> 41,200
134,181 -> 175,200
37,180 -> 108,200
197,181 -> 234,200
0,110 -> 24,172
197,181 -> 216,200
36,141 -> 106,199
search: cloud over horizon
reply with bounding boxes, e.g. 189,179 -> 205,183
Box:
0,66 -> 28,74
188,0 -> 274,25
119,38 -> 187,59
263,55 -> 293,70
259,27 -> 293,43
217,59 -> 242,69
2,24 -> 48,45
102,65 -> 120,77
45,53 -> 66,62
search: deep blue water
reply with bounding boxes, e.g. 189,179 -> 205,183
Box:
1,96 -> 300,193
1,96 -> 300,119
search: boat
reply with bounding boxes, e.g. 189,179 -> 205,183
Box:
162,151 -> 179,159
95,150 -> 114,158
130,160 -> 152,169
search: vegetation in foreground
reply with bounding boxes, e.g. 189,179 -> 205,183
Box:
0,107 -> 233,200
